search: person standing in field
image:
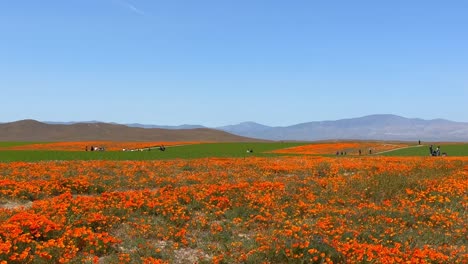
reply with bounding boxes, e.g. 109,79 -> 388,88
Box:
429,145 -> 434,156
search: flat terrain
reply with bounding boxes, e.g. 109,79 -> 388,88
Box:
382,144 -> 468,156
1,141 -> 467,162
0,142 -> 308,162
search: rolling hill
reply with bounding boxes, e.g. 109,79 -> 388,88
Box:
3,114 -> 468,142
0,120 -> 265,142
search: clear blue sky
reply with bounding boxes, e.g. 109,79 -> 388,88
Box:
1,0 -> 467,126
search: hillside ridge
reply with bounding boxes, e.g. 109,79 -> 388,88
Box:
0,120 -> 265,142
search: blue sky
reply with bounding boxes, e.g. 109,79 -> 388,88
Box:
1,0 -> 467,126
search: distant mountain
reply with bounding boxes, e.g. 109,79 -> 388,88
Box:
4,114 -> 468,142
216,122 -> 272,138
44,121 -> 205,130
44,121 -> 104,125
215,115 -> 468,142
0,120 -> 266,142
126,123 -> 206,130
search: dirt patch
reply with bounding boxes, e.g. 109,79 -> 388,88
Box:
174,248 -> 210,264
0,201 -> 33,210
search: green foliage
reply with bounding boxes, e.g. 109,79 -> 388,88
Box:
383,144 -> 468,156
0,141 -> 47,147
2,142 -> 467,162
315,161 -> 332,178
0,142 -> 309,162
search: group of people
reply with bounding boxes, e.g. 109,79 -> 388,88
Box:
335,149 -> 372,156
122,148 -> 148,152
121,145 -> 166,152
429,145 -> 446,156
358,149 -> 373,155
86,146 -> 105,151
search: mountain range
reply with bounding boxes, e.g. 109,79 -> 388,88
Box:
1,114 -> 467,142
0,120 -> 262,142
216,115 -> 468,142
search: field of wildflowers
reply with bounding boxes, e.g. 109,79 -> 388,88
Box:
0,142 -> 312,162
0,142 -> 200,152
0,143 -> 467,263
270,142 -> 409,155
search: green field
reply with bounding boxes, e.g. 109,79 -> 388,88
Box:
2,142 -> 468,161
0,142 -> 308,162
0,142 -> 47,147
382,144 -> 468,156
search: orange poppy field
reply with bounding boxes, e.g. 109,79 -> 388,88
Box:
0,142 -> 467,263
269,142 -> 409,155
1,142 -> 200,152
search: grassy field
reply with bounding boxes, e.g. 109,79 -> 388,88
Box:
382,143 -> 468,156
0,142 -> 47,147
0,142 -> 308,162
1,142 -> 468,162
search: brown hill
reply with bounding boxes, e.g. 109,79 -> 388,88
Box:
0,120 -> 267,142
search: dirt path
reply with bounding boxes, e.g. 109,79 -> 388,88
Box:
126,143 -> 196,152
375,144 -> 425,154
0,201 -> 33,210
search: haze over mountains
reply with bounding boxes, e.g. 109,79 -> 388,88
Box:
1,115 -> 467,142
217,115 -> 468,142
